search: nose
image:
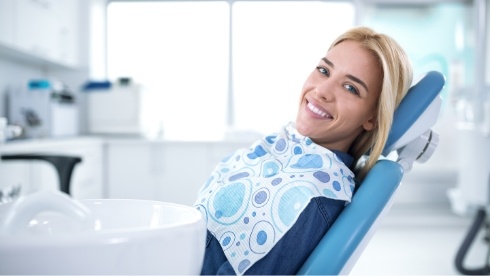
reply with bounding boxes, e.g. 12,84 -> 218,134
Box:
315,79 -> 335,102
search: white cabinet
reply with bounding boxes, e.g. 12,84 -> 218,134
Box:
157,144 -> 210,205
15,0 -> 60,61
53,0 -> 80,67
106,141 -> 210,205
106,143 -> 162,200
106,140 -> 250,206
0,0 -> 80,68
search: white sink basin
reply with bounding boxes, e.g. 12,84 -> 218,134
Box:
0,191 -> 206,274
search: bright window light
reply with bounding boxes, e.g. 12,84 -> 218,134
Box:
107,1 -> 354,140
107,1 -> 229,140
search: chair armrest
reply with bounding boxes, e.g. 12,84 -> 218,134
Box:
298,160 -> 403,275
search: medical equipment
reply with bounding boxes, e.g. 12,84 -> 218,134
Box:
8,81 -> 79,139
85,82 -> 147,135
450,0 -> 490,273
451,124 -> 490,274
298,71 -> 445,274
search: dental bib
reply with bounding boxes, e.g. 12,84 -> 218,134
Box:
195,123 -> 355,275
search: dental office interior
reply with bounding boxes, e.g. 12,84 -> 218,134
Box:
0,0 -> 490,274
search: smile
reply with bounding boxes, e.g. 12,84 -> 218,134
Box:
307,102 -> 332,119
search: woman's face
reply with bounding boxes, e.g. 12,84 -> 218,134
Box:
296,40 -> 382,152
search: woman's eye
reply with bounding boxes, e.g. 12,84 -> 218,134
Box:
316,66 -> 329,76
344,84 -> 359,96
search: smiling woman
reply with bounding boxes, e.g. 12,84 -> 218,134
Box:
196,26 -> 413,275
106,1 -> 354,140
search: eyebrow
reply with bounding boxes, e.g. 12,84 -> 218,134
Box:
322,57 -> 370,92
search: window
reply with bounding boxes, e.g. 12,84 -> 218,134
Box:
107,1 -> 229,140
107,1 -> 354,140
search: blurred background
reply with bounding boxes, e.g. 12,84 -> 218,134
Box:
0,0 -> 489,274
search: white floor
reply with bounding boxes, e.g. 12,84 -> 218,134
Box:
350,203 -> 488,275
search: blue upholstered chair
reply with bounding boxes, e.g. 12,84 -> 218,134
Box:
298,71 -> 445,275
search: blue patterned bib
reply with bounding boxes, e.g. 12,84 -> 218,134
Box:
195,123 -> 355,275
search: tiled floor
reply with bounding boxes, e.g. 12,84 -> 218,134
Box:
350,203 -> 488,275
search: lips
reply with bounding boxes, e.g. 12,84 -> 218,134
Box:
307,101 -> 333,119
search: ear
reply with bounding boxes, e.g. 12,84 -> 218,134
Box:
363,115 -> 377,131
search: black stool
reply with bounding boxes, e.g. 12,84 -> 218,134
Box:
1,154 -> 82,195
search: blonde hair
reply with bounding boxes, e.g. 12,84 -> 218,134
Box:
329,27 -> 413,179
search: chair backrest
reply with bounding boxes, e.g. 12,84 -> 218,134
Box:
297,71 -> 445,275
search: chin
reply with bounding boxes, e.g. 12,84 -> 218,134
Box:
295,121 -> 313,137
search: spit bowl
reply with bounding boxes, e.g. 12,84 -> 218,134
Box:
0,191 -> 206,274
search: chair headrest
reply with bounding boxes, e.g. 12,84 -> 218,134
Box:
382,71 -> 445,156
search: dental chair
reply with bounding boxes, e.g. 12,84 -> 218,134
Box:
298,71 -> 445,275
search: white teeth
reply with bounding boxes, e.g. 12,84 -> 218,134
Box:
307,102 -> 330,118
